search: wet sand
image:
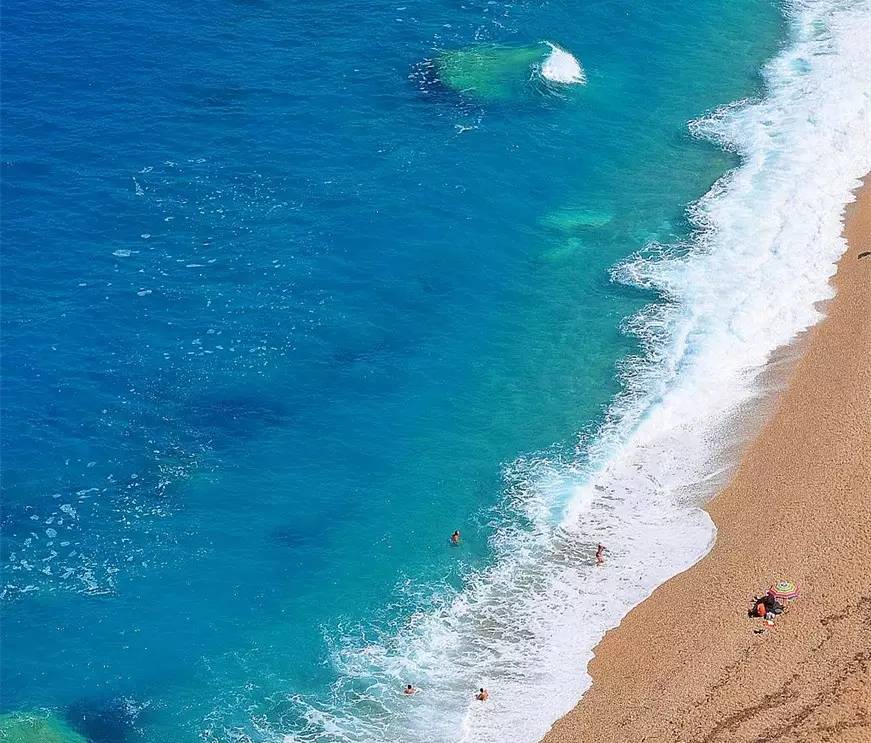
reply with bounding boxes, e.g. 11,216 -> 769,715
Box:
541,180 -> 871,743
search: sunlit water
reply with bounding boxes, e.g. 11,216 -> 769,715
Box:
3,0 -> 869,741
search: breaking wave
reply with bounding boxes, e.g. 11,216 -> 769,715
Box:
540,42 -> 585,85
205,1 -> 871,740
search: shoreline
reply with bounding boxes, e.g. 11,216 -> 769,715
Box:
541,180 -> 871,742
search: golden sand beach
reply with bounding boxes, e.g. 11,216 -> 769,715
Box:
541,180 -> 871,743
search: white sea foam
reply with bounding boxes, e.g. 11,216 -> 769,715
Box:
207,1 -> 870,741
540,42 -> 585,85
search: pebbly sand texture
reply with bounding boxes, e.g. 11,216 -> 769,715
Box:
542,180 -> 871,743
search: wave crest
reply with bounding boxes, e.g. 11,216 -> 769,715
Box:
540,43 -> 586,85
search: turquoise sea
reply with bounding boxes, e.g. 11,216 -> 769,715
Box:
3,0 -> 869,741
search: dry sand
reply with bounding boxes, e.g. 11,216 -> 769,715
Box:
541,180 -> 871,743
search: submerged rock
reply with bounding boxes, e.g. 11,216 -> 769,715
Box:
539,207 -> 614,232
540,238 -> 588,263
432,41 -> 584,101
0,712 -> 88,743
66,696 -> 141,743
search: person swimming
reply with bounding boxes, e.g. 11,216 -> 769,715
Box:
595,543 -> 605,565
451,530 -> 461,545
404,684 -> 418,695
475,687 -> 489,701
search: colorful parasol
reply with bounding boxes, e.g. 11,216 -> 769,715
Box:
767,580 -> 800,602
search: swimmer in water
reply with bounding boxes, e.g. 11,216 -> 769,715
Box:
475,688 -> 489,701
404,684 -> 418,695
451,530 -> 461,545
595,543 -> 605,566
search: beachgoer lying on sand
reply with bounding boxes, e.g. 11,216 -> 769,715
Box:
750,597 -> 767,618
749,594 -> 783,618
404,684 -> 418,695
595,543 -> 605,565
451,530 -> 461,545
475,688 -> 489,701
765,595 -> 782,613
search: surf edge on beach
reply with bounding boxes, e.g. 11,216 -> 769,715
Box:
540,179 -> 871,742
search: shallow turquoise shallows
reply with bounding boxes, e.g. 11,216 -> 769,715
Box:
2,0 -> 784,740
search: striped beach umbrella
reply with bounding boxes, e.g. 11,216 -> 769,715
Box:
768,580 -> 800,602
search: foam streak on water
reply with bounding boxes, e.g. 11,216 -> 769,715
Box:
264,1 -> 871,741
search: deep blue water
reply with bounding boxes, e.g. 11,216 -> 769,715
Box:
2,1 -> 785,740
